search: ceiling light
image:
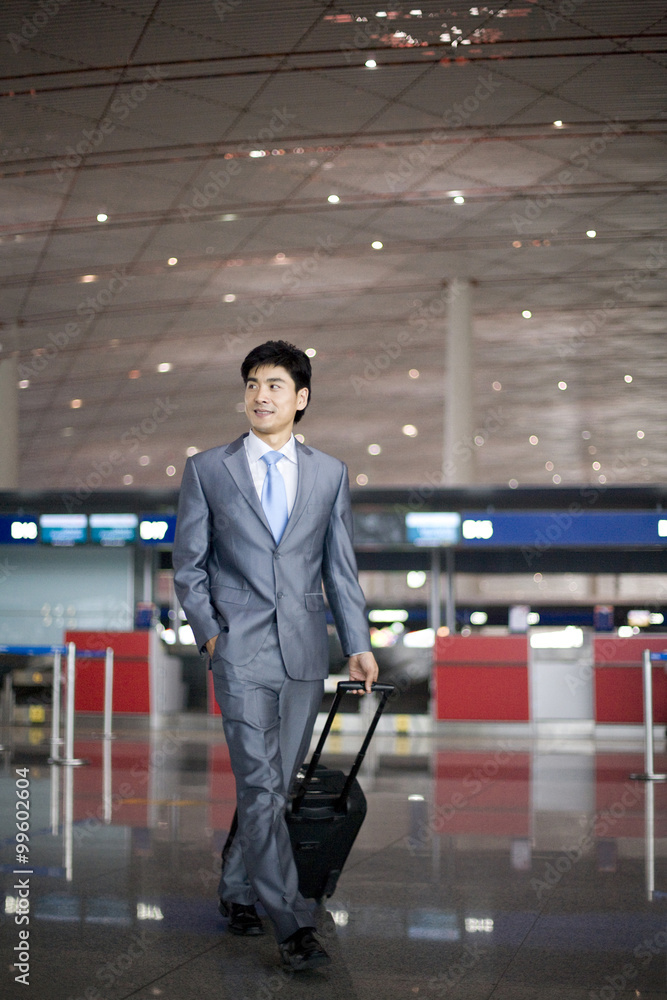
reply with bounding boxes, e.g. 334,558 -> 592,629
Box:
327,194 -> 340,203
186,446 -> 199,456
79,274 -> 97,283
637,430 -> 645,438
407,570 -> 426,589
139,455 -> 150,466
167,257 -> 178,265
624,374 -> 633,383
402,424 -> 418,437
508,479 -> 518,489
295,433 -> 305,443
61,427 -> 73,436
305,348 -> 317,357
365,59 -> 378,68
249,150 -> 266,157
522,310 -> 532,319
474,435 -> 484,446
371,240 -> 383,249
592,461 -> 601,470
582,430 -> 591,439
453,196 -> 465,204
128,370 -> 141,379
166,466 -> 176,477
410,9 -> 422,15
586,230 -> 597,238
512,241 -> 522,248
123,474 -> 133,485
529,435 -> 538,445
598,475 -> 606,483
223,293 -> 236,302
558,381 -> 567,390
356,473 -> 369,485
368,444 -> 381,455
375,11 -> 387,17
409,369 -> 419,378
157,363 -> 172,372
18,380 -> 29,388
70,399 -> 82,409
545,461 -> 554,471
220,213 -> 237,221
96,213 -> 108,222
553,120 -> 564,127
492,381 -> 502,391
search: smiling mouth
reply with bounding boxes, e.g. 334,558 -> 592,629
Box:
254,408 -> 273,416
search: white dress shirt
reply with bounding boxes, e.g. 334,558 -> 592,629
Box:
244,429 -> 298,513
244,429 -> 369,658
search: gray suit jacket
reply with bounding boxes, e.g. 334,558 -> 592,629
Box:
172,433 -> 370,680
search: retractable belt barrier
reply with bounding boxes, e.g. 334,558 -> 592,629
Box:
0,642 -> 115,764
630,650 -> 667,783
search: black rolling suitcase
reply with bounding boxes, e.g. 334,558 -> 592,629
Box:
287,680 -> 395,901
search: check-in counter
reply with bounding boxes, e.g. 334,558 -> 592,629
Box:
433,634 -> 530,721
593,634 -> 667,724
66,629 -> 184,724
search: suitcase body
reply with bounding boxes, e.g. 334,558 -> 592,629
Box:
287,681 -> 394,901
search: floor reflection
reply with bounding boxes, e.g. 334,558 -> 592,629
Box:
1,725 -> 667,1000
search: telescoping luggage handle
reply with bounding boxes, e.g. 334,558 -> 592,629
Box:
292,681 -> 395,815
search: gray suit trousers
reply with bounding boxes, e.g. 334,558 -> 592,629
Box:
211,624 -> 324,942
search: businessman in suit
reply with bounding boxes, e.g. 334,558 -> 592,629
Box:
173,340 -> 378,970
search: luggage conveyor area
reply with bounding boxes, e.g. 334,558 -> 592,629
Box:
2,719 -> 667,1000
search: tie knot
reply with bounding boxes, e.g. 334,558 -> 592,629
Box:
262,451 -> 284,468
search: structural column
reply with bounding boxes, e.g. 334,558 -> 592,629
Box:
0,357 -> 19,488
443,278 -> 474,486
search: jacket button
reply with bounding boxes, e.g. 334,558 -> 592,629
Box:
277,592 -> 284,599
274,553 -> 281,559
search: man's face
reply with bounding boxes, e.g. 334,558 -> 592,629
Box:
244,364 -> 308,440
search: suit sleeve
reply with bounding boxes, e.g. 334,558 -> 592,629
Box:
172,457 -> 221,653
321,463 -> 371,657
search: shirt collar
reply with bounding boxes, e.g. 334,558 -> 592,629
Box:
246,429 -> 297,464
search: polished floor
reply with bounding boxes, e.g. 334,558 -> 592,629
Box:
2,719 -> 667,1000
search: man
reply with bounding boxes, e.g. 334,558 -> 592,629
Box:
173,340 -> 378,971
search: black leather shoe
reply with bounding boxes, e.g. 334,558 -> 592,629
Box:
279,927 -> 331,971
218,899 -> 265,936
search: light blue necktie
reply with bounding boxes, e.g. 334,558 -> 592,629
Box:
261,451 -> 289,543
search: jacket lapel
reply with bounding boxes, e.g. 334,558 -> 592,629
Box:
222,434 -> 273,537
278,440 -> 317,547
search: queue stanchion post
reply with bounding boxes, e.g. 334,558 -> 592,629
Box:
103,646 -> 115,740
630,650 -> 667,782
53,642 -> 88,767
48,647 -> 64,762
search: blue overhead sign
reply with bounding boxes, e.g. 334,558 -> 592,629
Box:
138,514 -> 177,545
0,516 -> 39,544
460,512 -> 667,549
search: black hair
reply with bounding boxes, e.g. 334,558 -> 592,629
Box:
241,340 -> 312,424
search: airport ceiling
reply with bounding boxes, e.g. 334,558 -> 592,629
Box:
1,0 -> 666,495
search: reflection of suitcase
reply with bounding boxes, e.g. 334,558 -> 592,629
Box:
287,681 -> 395,901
